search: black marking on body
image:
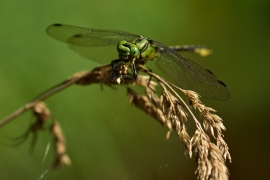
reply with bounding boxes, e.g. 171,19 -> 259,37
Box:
140,41 -> 149,52
135,37 -> 143,43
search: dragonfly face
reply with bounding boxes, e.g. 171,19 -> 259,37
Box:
117,36 -> 158,63
117,40 -> 139,60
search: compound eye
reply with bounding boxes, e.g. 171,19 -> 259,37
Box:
117,41 -> 131,56
130,46 -> 139,57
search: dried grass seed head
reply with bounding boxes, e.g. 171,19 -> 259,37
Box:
33,102 -> 51,121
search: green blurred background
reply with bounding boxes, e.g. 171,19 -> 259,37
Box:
0,0 -> 269,179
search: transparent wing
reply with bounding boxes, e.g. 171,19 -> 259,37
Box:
154,41 -> 230,100
46,24 -> 230,100
46,24 -> 138,64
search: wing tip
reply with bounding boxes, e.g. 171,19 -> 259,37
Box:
46,23 -> 63,33
218,80 -> 228,88
52,23 -> 63,27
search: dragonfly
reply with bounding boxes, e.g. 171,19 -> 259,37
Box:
46,24 -> 230,101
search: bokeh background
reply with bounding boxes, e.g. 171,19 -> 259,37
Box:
0,0 -> 269,179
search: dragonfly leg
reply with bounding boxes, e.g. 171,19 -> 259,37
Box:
111,59 -> 125,77
111,59 -> 123,71
110,59 -> 135,83
129,58 -> 138,80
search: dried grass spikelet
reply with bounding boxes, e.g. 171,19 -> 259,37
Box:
74,64 -> 114,86
158,86 -> 192,157
127,70 -> 230,179
184,90 -> 231,163
0,60 -> 231,178
191,130 -> 229,180
184,90 -> 225,137
33,101 -> 51,121
127,87 -> 166,126
50,121 -> 71,168
8,102 -> 52,152
217,134 -> 232,163
28,102 -> 51,136
75,63 -> 130,87
128,75 -> 192,157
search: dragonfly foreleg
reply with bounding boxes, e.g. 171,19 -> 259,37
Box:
110,59 -> 136,83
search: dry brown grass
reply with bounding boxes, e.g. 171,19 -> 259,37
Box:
50,120 -> 71,168
0,63 -> 231,179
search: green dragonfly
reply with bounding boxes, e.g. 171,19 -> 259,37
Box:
46,24 -> 230,101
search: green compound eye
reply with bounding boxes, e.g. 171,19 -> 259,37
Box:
117,41 -> 131,59
117,41 -> 130,53
130,45 -> 139,57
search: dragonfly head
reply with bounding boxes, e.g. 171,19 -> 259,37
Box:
117,40 -> 139,60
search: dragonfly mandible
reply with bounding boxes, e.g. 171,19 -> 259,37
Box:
46,24 -> 230,101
